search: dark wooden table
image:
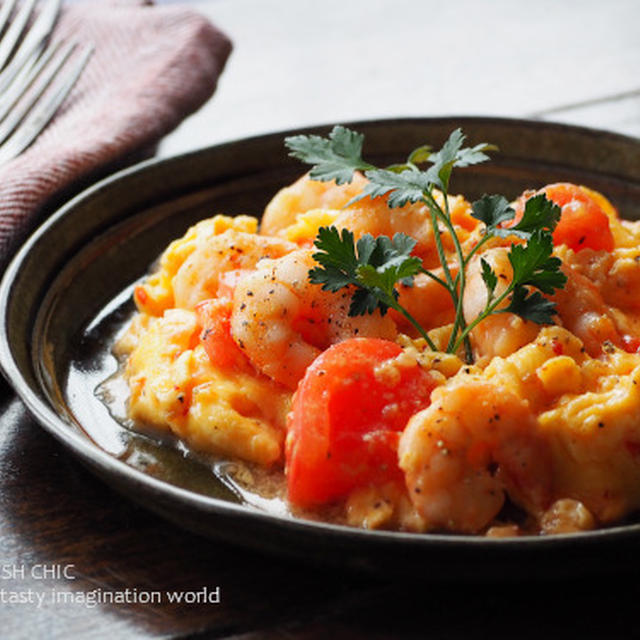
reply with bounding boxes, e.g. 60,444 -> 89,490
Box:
3,1 -> 640,637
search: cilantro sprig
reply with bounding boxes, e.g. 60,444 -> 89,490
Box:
284,126 -> 567,362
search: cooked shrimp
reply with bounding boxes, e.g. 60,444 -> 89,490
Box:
398,376 -> 552,533
334,202 -> 450,268
392,268 -> 457,333
463,247 -> 539,359
552,263 -> 623,356
172,230 -> 295,310
230,249 -> 397,388
261,173 -> 369,237
464,245 -> 629,358
262,172 -> 477,267
557,244 -> 640,314
335,190 -> 478,267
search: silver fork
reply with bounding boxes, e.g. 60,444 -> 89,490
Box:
0,0 -> 93,165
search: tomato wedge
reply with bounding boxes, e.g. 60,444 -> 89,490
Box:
514,183 -> 614,253
285,338 -> 436,507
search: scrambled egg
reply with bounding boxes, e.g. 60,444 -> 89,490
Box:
118,214 -> 292,466
118,174 -> 640,535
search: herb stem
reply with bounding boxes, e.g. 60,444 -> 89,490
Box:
421,193 -> 455,289
421,194 -> 462,327
462,234 -> 492,267
288,125 -> 566,366
452,282 -> 514,353
389,299 -> 439,352
418,266 -> 450,290
429,193 -> 474,361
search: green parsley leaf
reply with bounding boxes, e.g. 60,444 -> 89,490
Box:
508,230 -> 567,295
407,145 -> 432,165
357,254 -> 422,299
385,163 -> 412,174
309,226 -> 421,316
480,257 -> 498,301
511,193 -> 562,234
284,125 -> 372,185
287,125 -> 568,361
308,226 -> 359,291
347,168 -> 433,208
471,194 -> 515,230
493,193 -> 562,240
505,286 -> 558,324
349,287 -> 381,316
427,128 -> 497,191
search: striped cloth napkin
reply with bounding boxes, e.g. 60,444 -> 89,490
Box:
0,0 -> 231,271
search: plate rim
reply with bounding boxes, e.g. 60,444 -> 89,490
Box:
3,115 -> 640,555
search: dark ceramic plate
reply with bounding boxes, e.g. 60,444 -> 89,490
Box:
3,117 -> 640,578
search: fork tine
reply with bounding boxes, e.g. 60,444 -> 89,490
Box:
8,0 -> 60,65
0,39 -> 64,133
0,43 -> 93,165
0,0 -> 18,38
0,0 -> 38,71
0,0 -> 61,93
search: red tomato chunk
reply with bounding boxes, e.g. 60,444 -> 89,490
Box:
285,338 -> 436,507
514,183 -> 614,253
